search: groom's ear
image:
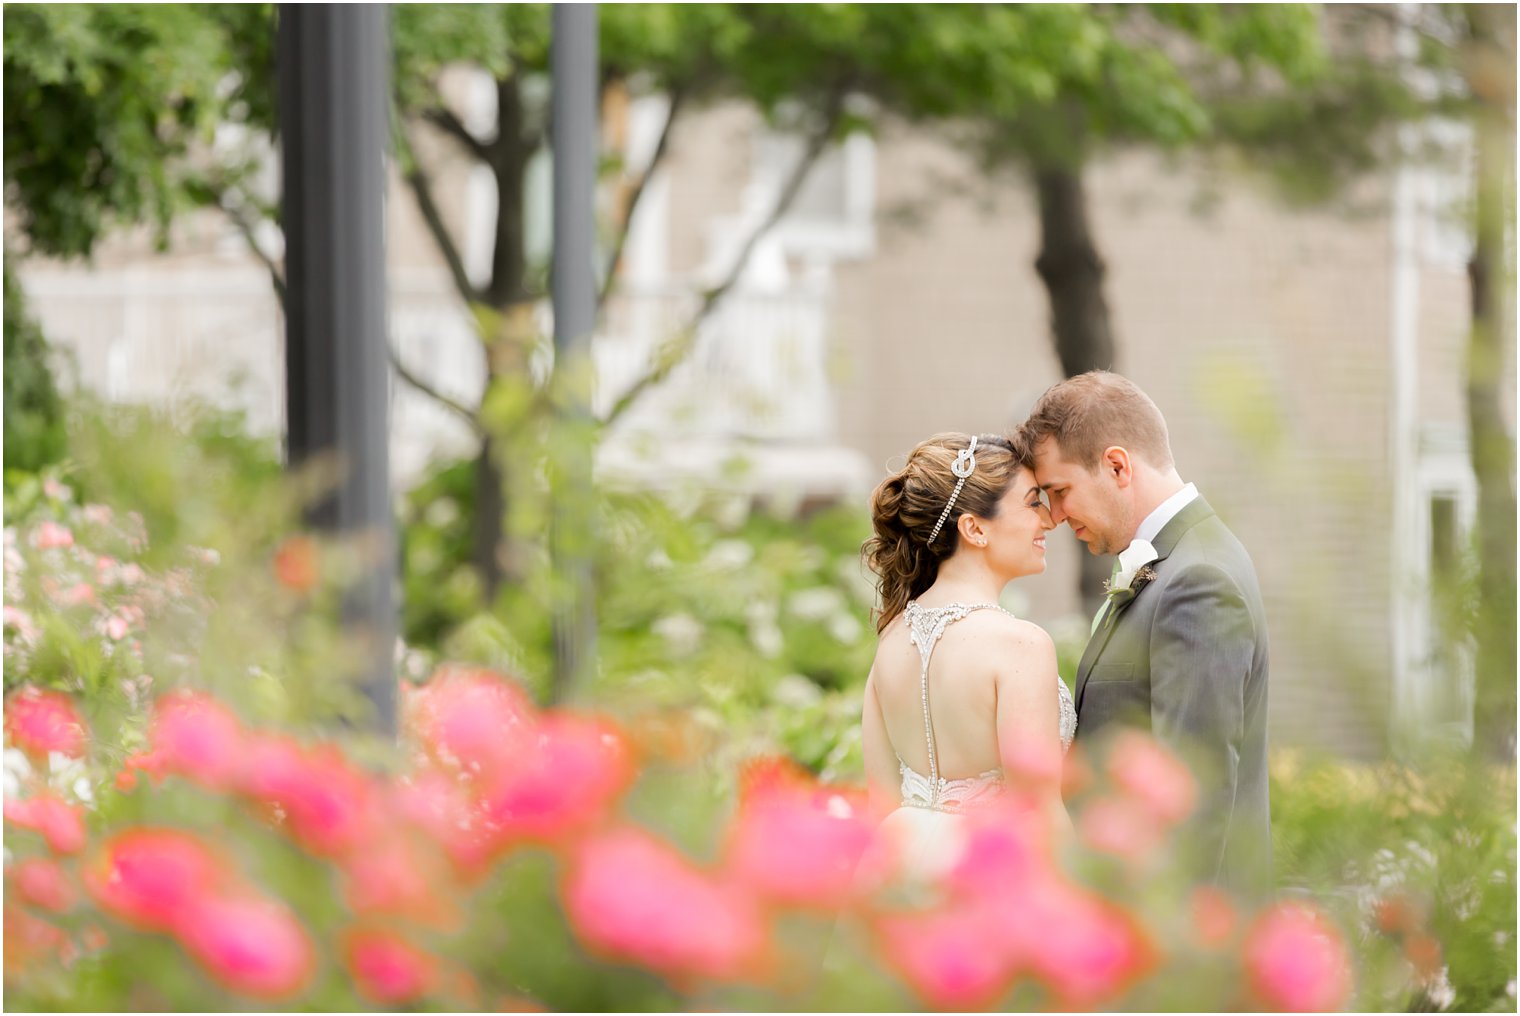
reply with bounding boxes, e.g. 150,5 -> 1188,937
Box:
1102,446 -> 1134,488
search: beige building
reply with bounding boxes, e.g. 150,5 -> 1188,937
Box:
17,79 -> 1486,757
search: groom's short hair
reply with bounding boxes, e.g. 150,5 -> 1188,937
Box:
1020,371 -> 1174,470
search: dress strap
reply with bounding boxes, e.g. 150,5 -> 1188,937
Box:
903,600 -> 1015,806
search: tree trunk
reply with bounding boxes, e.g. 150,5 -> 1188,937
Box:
473,74 -> 534,602
1464,3 -> 1517,761
1033,162 -> 1118,617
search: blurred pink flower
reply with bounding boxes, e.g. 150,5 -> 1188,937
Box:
389,769 -> 494,876
339,833 -> 460,929
3,605 -> 39,643
1243,902 -> 1352,1012
723,773 -> 875,910
564,826 -> 767,983
5,794 -> 87,855
144,691 -> 246,791
1023,880 -> 1156,1008
477,714 -> 632,845
4,904 -> 68,967
273,536 -> 319,593
104,614 -> 130,641
60,583 -> 96,608
11,857 -> 77,913
177,890 -> 315,1001
875,900 -> 1017,1009
1404,932 -> 1443,979
1105,730 -> 1197,826
1000,735 -> 1064,792
239,736 -> 379,858
944,800 -> 1054,899
33,521 -> 73,550
341,927 -> 437,1005
404,666 -> 535,780
81,505 -> 113,526
1372,892 -> 1419,935
5,686 -> 88,760
1189,886 -> 1238,949
1077,794 -> 1166,860
83,828 -> 225,931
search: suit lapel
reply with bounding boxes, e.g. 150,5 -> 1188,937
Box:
1073,497 -> 1218,714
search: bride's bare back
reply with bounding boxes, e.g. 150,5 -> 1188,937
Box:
863,599 -> 1063,808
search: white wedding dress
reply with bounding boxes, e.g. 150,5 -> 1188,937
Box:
872,601 -> 1077,883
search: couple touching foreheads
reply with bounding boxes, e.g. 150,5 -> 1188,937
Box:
860,370 -> 1271,900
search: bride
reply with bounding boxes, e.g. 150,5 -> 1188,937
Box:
860,432 -> 1074,881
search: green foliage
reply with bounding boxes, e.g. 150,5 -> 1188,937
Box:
2,266 -> 68,492
1,4 -> 246,257
400,451 -> 876,777
1271,750 -> 1517,1010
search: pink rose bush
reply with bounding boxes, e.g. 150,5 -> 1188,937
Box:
4,489 -> 215,730
2,668 -> 1374,1012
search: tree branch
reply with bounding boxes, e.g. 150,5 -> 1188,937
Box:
601,95 -> 845,426
422,105 -> 493,163
388,341 -> 484,434
401,126 -> 484,307
596,86 -> 685,311
219,199 -> 287,310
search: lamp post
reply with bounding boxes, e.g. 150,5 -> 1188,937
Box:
278,4 -> 396,734
550,4 -> 599,701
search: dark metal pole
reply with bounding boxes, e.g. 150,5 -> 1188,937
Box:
278,4 -> 396,734
550,4 -> 598,700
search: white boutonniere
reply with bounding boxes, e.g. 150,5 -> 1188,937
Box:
1101,540 -> 1160,622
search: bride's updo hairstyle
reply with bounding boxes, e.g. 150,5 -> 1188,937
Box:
863,432 -> 1027,633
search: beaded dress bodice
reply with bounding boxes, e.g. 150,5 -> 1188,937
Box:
897,601 -> 1077,813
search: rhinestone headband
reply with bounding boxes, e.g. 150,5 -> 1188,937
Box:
926,436 -> 978,545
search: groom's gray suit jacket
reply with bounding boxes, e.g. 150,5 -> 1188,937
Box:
1074,496 -> 1271,899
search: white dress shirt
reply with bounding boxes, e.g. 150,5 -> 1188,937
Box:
1132,482 -> 1199,548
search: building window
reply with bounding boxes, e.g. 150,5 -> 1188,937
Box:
754,116 -> 876,260
1406,429 -> 1478,747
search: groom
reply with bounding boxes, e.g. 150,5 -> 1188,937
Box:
1022,371 -> 1271,899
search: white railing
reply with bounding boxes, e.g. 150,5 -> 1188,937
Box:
596,282 -> 835,443
19,267 -> 842,486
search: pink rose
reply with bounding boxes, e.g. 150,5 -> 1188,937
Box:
176,890 -> 315,1001
477,714 -> 632,846
11,857 -> 77,912
341,928 -> 437,1005
563,826 -> 767,983
33,521 -> 73,550
83,828 -> 225,931
144,691 -> 245,791
4,687 -> 87,761
1244,902 -> 1353,1012
1105,730 -> 1197,826
239,736 -> 379,858
723,769 -> 875,909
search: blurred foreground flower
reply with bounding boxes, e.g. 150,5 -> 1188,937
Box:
564,825 -> 769,983
1245,902 -> 1353,1011
1,675 -> 1367,1011
341,927 -> 438,1005
10,857 -> 77,913
725,757 -> 876,910
5,793 -> 87,854
83,828 -> 227,932
177,890 -> 316,1000
4,687 -> 87,761
272,535 -> 320,593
